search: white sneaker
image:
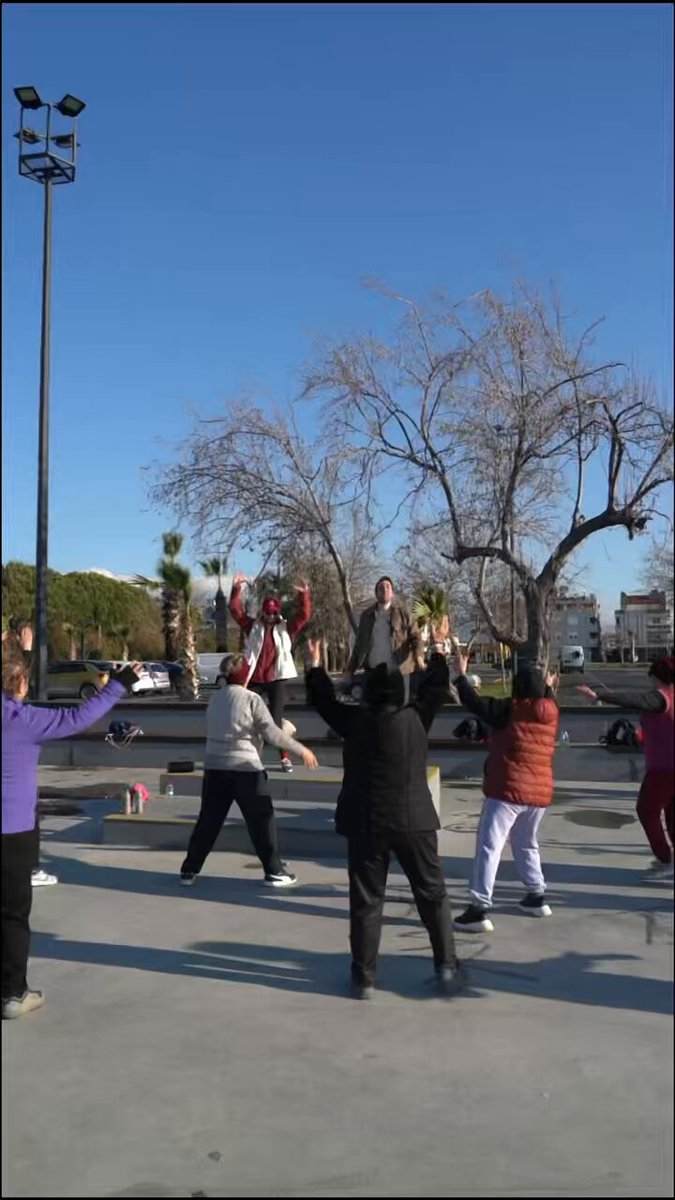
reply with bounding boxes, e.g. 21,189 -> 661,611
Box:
644,863 -> 674,882
280,757 -> 293,774
2,990 -> 45,1020
264,865 -> 298,887
32,869 -> 58,887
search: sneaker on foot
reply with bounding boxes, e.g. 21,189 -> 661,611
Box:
280,757 -> 293,774
644,862 -> 674,882
2,990 -> 45,1020
434,962 -> 468,997
519,892 -> 552,917
453,905 -> 494,933
32,869 -> 58,887
263,864 -> 298,887
349,979 -> 374,1001
179,872 -> 197,886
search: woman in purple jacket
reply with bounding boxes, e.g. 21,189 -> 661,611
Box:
1,655 -> 141,1020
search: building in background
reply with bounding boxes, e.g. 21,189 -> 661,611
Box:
550,593 -> 603,662
614,591 -> 674,662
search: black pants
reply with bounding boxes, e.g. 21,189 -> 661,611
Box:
2,825 -> 39,1000
181,770 -> 283,876
250,680 -> 287,760
347,830 -> 457,986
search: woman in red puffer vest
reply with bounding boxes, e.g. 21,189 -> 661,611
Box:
452,653 -> 559,933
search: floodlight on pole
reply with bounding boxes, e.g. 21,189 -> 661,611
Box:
56,94 -> 86,118
13,87 -> 85,699
14,85 -> 43,109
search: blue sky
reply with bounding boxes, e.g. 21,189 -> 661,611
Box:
2,2 -> 672,620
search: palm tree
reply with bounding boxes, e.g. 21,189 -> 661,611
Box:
199,556 -> 229,652
110,624 -> 131,660
134,533 -> 200,699
413,584 -> 450,655
134,531 -> 186,661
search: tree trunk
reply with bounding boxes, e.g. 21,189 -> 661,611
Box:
516,581 -> 552,670
163,590 -> 182,661
179,608 -> 200,700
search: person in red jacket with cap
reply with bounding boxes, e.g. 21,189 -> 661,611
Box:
229,572 -> 311,773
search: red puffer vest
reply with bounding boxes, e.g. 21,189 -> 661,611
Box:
484,697 -> 559,807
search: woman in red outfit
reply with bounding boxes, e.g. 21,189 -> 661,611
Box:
228,572 -> 311,773
579,655 -> 674,880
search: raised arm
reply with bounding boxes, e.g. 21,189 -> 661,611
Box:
577,685 -> 667,714
288,584 -> 311,641
22,679 -> 129,743
413,658 -> 451,733
228,573 -> 254,634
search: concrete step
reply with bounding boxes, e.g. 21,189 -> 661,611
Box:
100,765 -> 441,856
157,764 -> 441,811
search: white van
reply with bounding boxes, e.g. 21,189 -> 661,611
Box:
560,645 -> 585,674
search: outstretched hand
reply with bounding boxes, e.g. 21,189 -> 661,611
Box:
454,652 -> 469,677
232,571 -> 250,588
577,684 -> 598,701
300,747 -> 319,770
545,670 -> 558,691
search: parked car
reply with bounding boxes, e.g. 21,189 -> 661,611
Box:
46,661 -> 110,701
146,662 -> 172,692
196,652 -> 230,686
89,661 -> 156,695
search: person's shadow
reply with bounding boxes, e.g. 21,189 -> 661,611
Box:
30,933 -> 672,1014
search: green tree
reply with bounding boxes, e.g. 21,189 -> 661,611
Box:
199,556 -> 229,652
134,534 -> 200,697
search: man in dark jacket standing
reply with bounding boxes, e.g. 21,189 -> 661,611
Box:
305,638 -> 465,1000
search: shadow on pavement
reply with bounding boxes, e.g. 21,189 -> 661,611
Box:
30,933 -> 673,1014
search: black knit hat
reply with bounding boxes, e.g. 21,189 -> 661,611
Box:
362,662 -> 405,709
512,666 -> 547,700
375,575 -> 395,596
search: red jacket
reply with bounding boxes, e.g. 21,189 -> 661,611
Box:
455,675 -> 559,808
484,698 -> 559,807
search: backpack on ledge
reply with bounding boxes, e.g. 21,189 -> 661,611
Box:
600,719 -> 641,748
453,718 -> 488,743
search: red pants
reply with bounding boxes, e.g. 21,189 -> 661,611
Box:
636,770 -> 674,864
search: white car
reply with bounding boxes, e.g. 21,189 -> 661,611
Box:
147,662 -> 172,692
197,652 -> 230,686
90,661 -> 156,695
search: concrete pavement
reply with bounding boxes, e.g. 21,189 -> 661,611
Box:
2,775 -> 673,1198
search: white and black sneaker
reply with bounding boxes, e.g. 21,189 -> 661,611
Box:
519,892 -> 552,917
179,872 -> 197,887
434,962 -> 468,997
349,979 -> 375,1001
263,864 -> 298,887
280,757 -> 293,774
453,905 -> 494,933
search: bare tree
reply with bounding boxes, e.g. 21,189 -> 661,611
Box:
303,284 -> 673,667
639,531 -> 674,606
151,402 -> 385,635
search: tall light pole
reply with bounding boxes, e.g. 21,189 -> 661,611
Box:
14,86 -> 86,700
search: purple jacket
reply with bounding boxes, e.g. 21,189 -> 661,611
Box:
1,681 -> 127,835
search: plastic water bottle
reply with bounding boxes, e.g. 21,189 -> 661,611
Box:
560,730 -> 570,745
166,782 -> 174,798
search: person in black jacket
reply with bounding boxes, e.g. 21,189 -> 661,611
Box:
305,638 -> 465,1000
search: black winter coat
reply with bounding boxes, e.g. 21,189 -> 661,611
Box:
305,662 -> 450,837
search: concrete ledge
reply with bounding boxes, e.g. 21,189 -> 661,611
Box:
100,766 -> 442,855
